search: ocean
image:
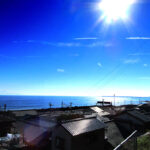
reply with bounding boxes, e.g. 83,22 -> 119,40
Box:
0,95 -> 150,110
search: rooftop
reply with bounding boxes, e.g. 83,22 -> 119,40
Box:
90,107 -> 110,116
105,121 -> 124,148
127,110 -> 150,123
62,117 -> 105,136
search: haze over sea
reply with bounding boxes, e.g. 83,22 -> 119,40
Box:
0,95 -> 150,110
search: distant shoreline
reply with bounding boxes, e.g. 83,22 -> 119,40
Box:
10,104 -> 138,112
0,95 -> 149,111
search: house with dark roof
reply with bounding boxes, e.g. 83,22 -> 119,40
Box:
138,102 -> 150,113
52,117 -> 105,150
114,110 -> 150,137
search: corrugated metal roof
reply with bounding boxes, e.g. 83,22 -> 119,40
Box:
127,110 -> 150,123
91,107 -> 104,113
97,115 -> 110,123
62,118 -> 105,136
90,107 -> 110,116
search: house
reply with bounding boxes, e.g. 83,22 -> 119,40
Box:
138,102 -> 150,113
114,110 -> 150,137
52,117 -> 105,150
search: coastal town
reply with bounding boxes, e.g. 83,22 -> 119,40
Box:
1,0 -> 150,149
0,101 -> 150,150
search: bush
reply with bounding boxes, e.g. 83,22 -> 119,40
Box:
137,134 -> 150,150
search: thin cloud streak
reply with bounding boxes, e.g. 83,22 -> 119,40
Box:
57,68 -> 64,73
13,40 -> 81,47
129,53 -> 150,56
74,37 -> 98,40
86,42 -> 112,47
97,62 -> 102,67
143,64 -> 148,67
123,58 -> 140,64
57,42 -> 81,47
126,37 -> 150,40
13,40 -> 111,48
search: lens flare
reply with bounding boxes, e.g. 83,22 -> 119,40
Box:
98,0 -> 135,23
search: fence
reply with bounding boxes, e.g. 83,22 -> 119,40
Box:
114,130 -> 137,150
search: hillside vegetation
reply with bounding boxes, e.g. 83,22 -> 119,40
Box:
137,133 -> 150,150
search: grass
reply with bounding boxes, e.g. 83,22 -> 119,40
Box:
137,133 -> 150,150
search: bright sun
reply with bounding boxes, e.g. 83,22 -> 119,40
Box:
98,0 -> 135,23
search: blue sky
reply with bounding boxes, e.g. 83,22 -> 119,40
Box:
0,0 -> 150,96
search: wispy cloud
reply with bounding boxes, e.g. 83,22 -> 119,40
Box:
123,58 -> 140,64
97,62 -> 102,67
74,37 -> 98,40
13,40 -> 112,48
13,40 -> 81,47
138,77 -> 150,80
41,41 -> 82,47
129,53 -> 150,56
13,40 -> 36,44
85,42 -> 112,48
57,42 -> 81,47
126,37 -> 150,40
57,68 -> 64,73
143,64 -> 148,67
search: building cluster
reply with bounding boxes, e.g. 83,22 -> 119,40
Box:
0,103 -> 150,150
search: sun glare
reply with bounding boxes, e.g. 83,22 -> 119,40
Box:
98,0 -> 135,23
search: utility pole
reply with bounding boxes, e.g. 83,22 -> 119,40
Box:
70,102 -> 72,108
131,99 -> 132,105
49,102 -> 53,109
114,94 -> 115,106
61,101 -> 64,108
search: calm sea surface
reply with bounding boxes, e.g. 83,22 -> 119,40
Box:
0,95 -> 150,110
